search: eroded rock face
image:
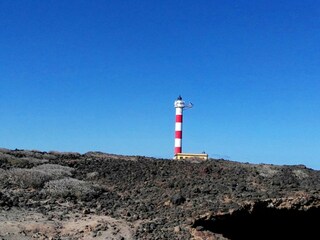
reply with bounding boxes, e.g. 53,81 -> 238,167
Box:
192,196 -> 320,240
0,148 -> 320,239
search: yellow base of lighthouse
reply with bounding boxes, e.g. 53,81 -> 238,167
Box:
174,153 -> 208,161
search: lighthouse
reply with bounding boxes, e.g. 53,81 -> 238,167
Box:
173,95 -> 208,160
174,95 -> 185,155
174,95 -> 193,157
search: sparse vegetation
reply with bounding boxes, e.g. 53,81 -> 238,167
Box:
42,177 -> 102,200
0,169 -> 6,186
5,168 -> 52,189
256,164 -> 280,178
0,164 -> 74,189
33,163 -> 74,179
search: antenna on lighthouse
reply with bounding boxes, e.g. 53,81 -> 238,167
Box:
185,102 -> 193,109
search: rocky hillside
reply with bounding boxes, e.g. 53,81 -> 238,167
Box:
0,148 -> 319,240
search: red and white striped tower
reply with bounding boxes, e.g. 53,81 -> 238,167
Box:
174,95 -> 184,155
174,95 -> 193,156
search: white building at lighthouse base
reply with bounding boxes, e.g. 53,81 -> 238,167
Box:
174,152 -> 208,160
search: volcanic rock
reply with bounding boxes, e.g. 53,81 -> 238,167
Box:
0,147 -> 319,239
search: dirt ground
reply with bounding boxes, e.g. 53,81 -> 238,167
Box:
0,208 -> 136,240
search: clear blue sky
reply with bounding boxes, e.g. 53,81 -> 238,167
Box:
1,0 -> 319,170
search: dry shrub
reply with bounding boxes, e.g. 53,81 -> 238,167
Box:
6,168 -> 52,188
2,164 -> 74,189
0,152 -> 14,161
33,164 -> 74,179
20,157 -> 49,165
42,178 -> 102,200
293,169 -> 309,179
1,156 -> 48,168
0,169 -> 7,186
257,164 -> 279,178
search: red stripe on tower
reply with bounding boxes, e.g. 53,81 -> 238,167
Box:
175,146 -> 182,154
175,131 -> 182,139
176,115 -> 182,122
